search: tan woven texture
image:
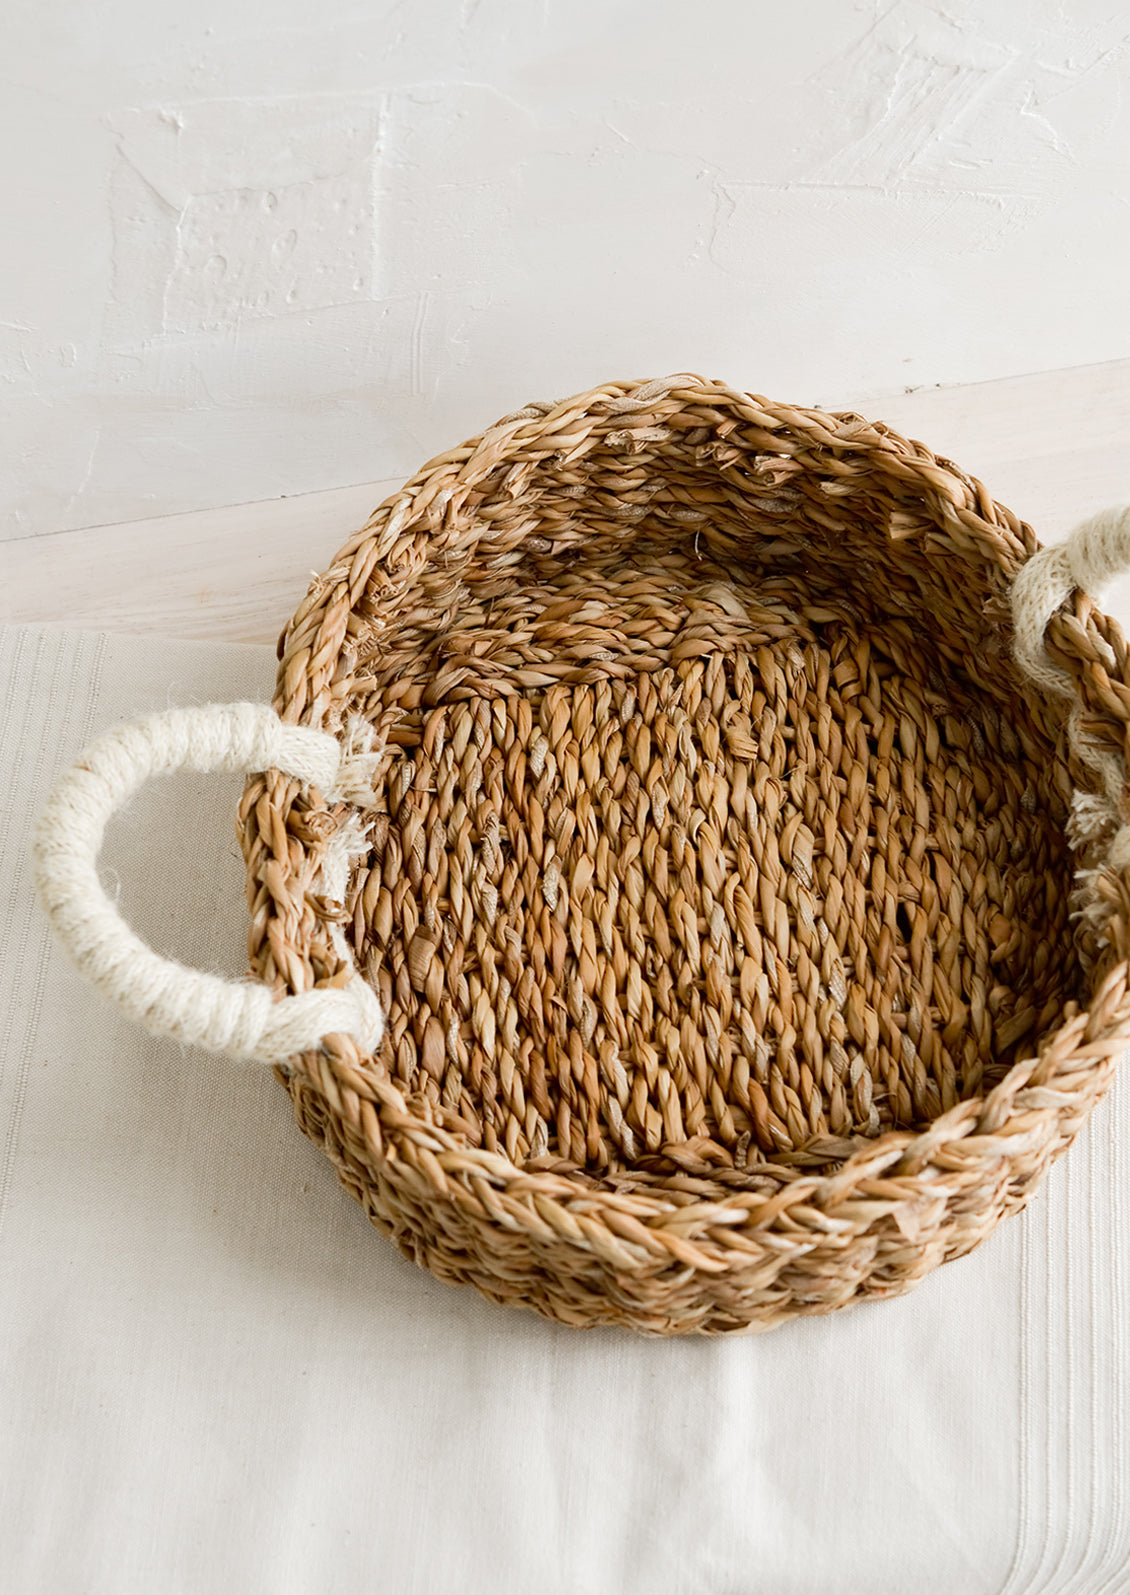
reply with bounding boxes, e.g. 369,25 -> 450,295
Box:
238,375 -> 1130,1334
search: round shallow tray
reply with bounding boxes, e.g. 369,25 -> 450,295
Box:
233,375 -> 1130,1334
33,374 -> 1130,1335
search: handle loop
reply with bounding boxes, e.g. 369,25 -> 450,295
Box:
1011,505 -> 1130,697
1011,506 -> 1130,927
32,703 -> 385,1065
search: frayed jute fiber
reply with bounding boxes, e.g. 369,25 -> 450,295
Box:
238,374 -> 1130,1334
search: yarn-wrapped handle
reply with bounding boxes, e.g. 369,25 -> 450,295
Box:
31,703 -> 385,1066
1011,505 -> 1130,879
1011,506 -> 1130,696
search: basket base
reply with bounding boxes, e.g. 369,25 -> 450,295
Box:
347,548 -> 1082,1185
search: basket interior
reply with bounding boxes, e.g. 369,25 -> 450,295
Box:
286,417 -> 1088,1180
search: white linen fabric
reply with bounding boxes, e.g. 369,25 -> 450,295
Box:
1,624 -> 1127,1595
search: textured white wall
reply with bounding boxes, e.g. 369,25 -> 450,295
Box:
4,0 -> 1129,538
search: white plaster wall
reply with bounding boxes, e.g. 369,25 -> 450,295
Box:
3,0 -> 1129,538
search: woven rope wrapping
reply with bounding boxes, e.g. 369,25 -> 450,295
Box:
33,704 -> 386,1065
240,376 -> 1130,1335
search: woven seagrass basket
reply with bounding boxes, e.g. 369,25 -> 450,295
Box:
35,375 -> 1130,1335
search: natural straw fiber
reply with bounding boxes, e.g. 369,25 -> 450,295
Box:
239,374 -> 1130,1334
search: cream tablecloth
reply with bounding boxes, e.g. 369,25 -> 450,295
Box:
2,624 -> 1127,1594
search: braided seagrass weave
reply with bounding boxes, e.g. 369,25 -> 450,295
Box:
238,375 -> 1130,1334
